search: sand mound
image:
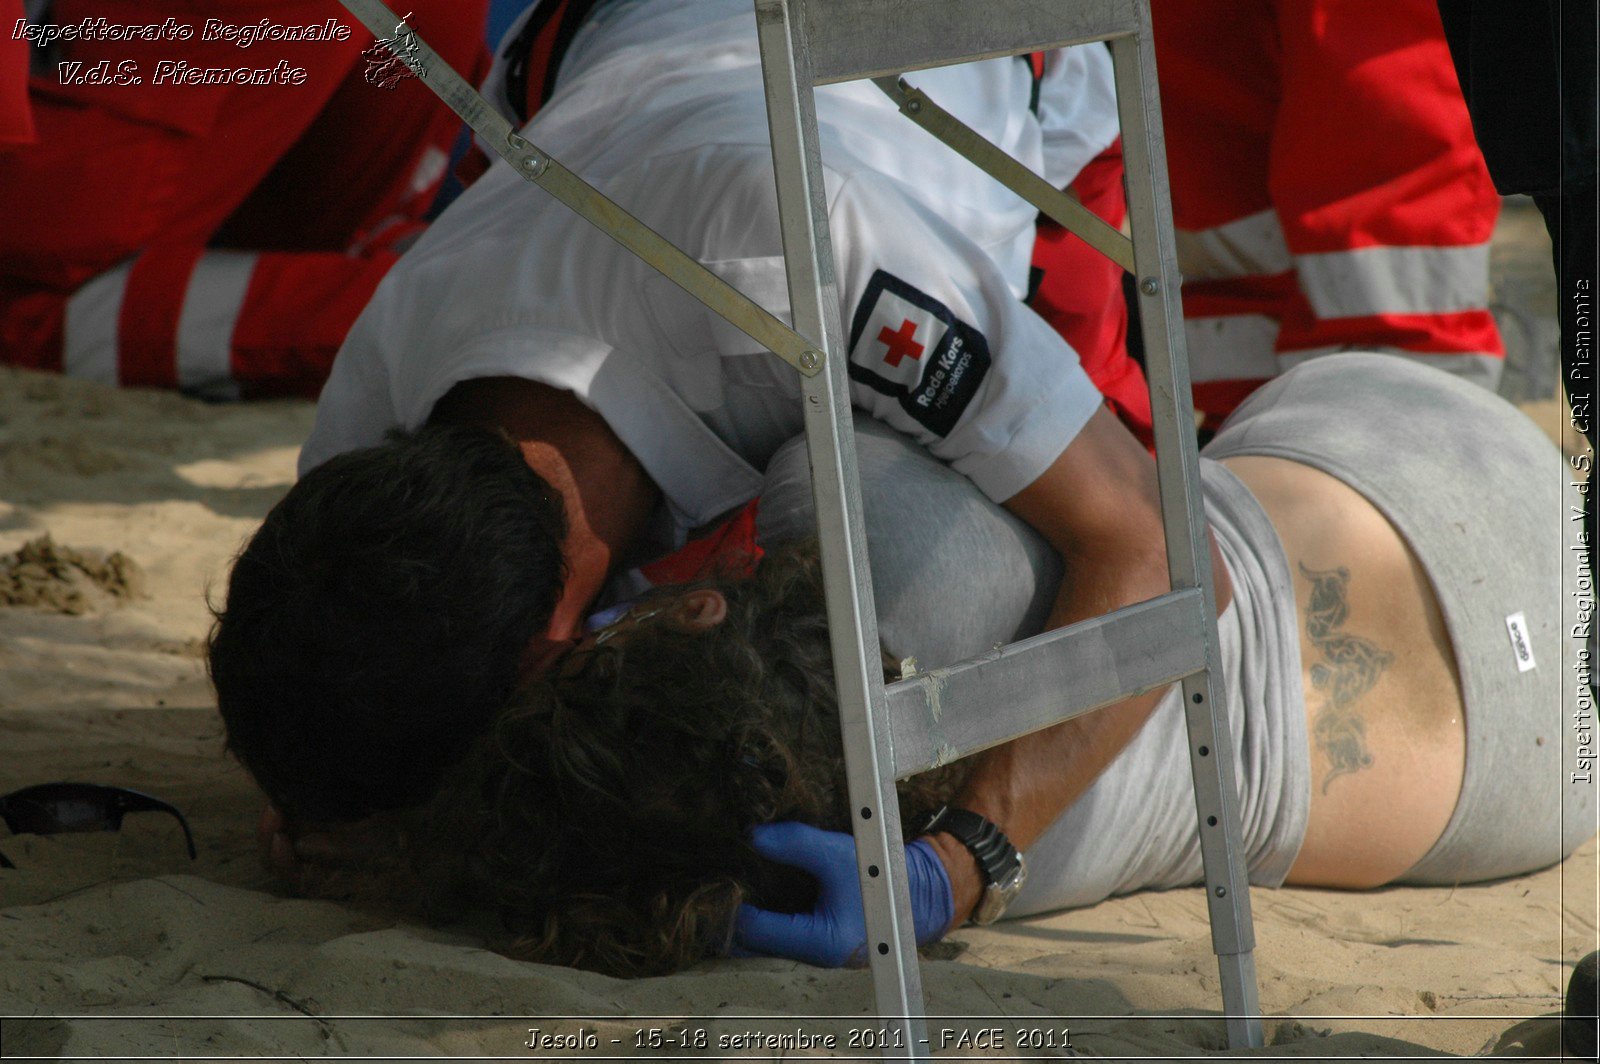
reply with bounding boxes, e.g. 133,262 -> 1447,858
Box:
0,535 -> 146,615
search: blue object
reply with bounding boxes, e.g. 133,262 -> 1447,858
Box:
487,0 -> 531,46
583,598 -> 636,631
731,821 -> 953,967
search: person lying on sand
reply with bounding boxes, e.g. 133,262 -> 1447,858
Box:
210,0 -> 1218,959
230,355 -> 1590,974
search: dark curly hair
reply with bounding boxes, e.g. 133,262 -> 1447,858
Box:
209,423 -> 567,823
400,543 -> 967,977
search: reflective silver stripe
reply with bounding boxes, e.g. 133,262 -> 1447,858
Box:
1277,346 -> 1503,391
408,144 -> 450,196
1294,243 -> 1491,319
1175,209 -> 1291,282
63,262 -> 131,385
1184,314 -> 1281,383
176,251 -> 256,402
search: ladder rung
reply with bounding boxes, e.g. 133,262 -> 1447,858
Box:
801,0 -> 1142,84
885,587 -> 1207,779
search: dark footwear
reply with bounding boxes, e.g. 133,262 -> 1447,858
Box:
1566,951 -> 1598,1061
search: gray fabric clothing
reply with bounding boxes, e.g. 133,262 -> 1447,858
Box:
1204,351 -> 1593,884
756,419 -> 1062,670
757,419 -> 1310,910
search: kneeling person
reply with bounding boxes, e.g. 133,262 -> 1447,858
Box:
210,0 -> 1186,936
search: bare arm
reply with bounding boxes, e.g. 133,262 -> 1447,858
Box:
926,406 -> 1233,923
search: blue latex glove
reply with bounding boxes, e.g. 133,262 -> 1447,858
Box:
731,821 -> 953,967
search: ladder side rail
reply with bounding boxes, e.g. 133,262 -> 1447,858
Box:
754,1 -> 929,1054
802,0 -> 1140,83
1111,18 -> 1265,1049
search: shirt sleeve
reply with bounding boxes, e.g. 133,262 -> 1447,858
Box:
1036,43 -> 1121,190
826,167 -> 1104,503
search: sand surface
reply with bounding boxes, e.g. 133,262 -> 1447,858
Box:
1,200 -> 1595,1060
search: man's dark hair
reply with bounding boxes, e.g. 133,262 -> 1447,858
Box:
396,544 -> 966,976
209,424 -> 567,823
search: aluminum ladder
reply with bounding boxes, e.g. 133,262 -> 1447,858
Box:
335,0 -> 1263,1054
752,1 -> 1262,1053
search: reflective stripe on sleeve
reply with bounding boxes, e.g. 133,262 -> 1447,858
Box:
409,145 -> 450,197
1294,243 -> 1491,320
176,252 -> 257,402
1182,313 -> 1281,383
1175,209 -> 1291,282
62,262 -> 131,385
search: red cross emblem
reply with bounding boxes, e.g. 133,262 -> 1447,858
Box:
878,318 -> 925,368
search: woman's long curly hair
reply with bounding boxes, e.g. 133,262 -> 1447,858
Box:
403,542 -> 967,977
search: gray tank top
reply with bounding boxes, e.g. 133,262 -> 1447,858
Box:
1204,352 -> 1591,882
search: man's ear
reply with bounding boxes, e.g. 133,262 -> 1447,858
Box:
672,589 -> 728,631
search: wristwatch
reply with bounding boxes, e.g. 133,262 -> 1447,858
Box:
922,806 -> 1027,925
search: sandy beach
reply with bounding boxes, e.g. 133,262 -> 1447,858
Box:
0,199 -> 1594,1060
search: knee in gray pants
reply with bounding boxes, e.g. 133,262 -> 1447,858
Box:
754,417 -> 1062,670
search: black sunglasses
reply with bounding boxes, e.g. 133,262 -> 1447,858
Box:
0,782 -> 198,869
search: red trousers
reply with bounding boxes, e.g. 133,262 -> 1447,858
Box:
0,0 -> 489,398
0,0 -> 29,145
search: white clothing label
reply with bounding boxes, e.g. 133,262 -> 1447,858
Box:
1505,611 -> 1536,672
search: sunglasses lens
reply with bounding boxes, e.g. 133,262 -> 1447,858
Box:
0,784 -> 197,859
8,796 -> 115,834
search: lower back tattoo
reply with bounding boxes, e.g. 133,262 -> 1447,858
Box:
1299,561 -> 1393,793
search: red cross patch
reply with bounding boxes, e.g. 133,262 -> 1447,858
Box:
847,270 -> 992,438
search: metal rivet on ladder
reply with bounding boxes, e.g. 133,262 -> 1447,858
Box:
1214,885 -> 1227,898
1207,816 -> 1218,827
1139,277 -> 1159,296
799,349 -> 821,371
906,99 -> 922,114
868,865 -> 880,877
1192,692 -> 1203,703
878,942 -> 890,955
1198,745 -> 1210,757
860,806 -> 873,819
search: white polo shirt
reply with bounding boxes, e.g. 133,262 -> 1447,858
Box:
301,0 -> 1119,537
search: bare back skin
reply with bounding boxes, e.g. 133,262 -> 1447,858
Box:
1219,455 -> 1466,888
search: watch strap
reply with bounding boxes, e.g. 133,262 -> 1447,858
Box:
921,805 -> 1022,887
